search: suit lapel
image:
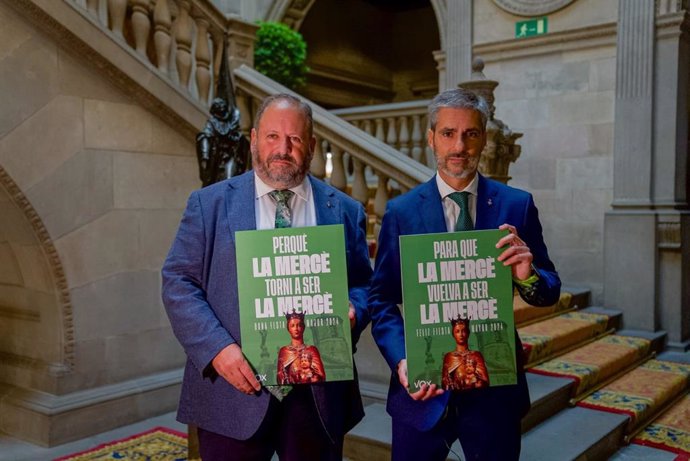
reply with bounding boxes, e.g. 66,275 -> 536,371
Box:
225,172 -> 257,240
310,176 -> 339,225
418,176 -> 448,234
475,174 -> 499,231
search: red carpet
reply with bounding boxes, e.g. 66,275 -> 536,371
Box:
529,335 -> 651,397
633,393 -> 690,458
578,360 -> 690,433
53,427 -> 187,461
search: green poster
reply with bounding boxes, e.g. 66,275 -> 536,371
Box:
235,224 -> 353,385
400,229 -> 517,392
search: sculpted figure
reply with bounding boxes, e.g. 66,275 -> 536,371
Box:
196,98 -> 250,187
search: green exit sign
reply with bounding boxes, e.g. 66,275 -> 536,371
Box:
516,17 -> 548,38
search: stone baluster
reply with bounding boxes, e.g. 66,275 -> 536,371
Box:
373,172 -> 390,239
107,0 -> 127,38
374,118 -> 385,143
426,145 -> 435,168
153,0 -> 172,74
351,158 -> 368,205
411,114 -> 423,162
131,0 -> 152,56
174,0 -> 193,89
194,16 -> 212,105
310,136 -> 326,179
398,116 -> 410,157
236,92 -> 252,135
86,0 -> 99,17
329,145 -> 347,192
361,119 -> 373,137
385,117 -> 397,150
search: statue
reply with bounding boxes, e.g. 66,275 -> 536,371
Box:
195,34 -> 250,187
196,98 -> 250,187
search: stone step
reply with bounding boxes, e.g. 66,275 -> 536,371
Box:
522,372 -> 574,432
345,402 -> 632,461
519,310 -> 613,367
580,305 -> 623,330
561,285 -> 591,311
609,444 -> 679,461
577,358 -> 690,443
520,406 -> 629,460
514,290 -> 577,327
616,329 -> 668,355
529,333 -> 653,404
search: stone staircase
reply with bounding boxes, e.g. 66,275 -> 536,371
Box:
346,287 -> 690,461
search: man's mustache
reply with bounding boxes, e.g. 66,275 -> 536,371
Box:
267,153 -> 298,165
445,152 -> 470,159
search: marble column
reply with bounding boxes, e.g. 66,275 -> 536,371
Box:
443,0 -> 472,89
604,0 -> 690,350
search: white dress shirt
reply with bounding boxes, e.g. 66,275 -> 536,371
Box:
436,173 -> 479,232
254,173 -> 317,229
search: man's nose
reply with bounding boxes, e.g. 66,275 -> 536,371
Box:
279,136 -> 292,153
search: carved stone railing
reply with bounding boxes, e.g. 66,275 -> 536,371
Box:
331,101 -> 436,170
68,0 -> 256,108
234,65 -> 434,237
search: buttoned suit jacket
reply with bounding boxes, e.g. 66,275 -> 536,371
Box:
162,171 -> 372,440
369,174 -> 561,432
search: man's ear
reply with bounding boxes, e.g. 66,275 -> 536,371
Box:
250,128 -> 257,151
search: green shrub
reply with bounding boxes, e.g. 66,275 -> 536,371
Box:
254,21 -> 309,90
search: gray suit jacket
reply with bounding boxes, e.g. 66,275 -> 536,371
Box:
162,171 -> 372,440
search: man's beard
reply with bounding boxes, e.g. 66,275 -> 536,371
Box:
253,151 -> 312,188
436,152 -> 479,179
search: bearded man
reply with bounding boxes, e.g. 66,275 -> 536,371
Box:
162,93 -> 372,460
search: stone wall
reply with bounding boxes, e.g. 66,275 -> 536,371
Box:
0,0 -> 198,444
472,0 -> 619,303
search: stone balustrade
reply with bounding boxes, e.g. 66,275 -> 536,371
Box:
69,0 -> 256,108
234,65 -> 434,238
332,101 -> 436,170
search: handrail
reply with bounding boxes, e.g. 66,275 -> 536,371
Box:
234,65 -> 434,190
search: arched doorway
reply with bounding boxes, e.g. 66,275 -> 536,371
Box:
0,166 -> 73,393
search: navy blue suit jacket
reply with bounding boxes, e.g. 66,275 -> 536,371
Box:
369,174 -> 560,431
162,171 -> 372,440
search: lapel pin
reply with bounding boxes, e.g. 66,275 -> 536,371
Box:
487,198 -> 493,206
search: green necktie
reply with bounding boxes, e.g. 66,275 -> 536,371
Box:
267,189 -> 294,400
269,190 -> 294,229
448,191 -> 473,231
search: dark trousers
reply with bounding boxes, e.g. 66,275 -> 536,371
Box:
391,390 -> 522,461
197,386 -> 343,461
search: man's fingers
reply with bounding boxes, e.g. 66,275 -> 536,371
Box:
238,361 -> 262,391
397,359 -> 409,388
409,383 -> 444,401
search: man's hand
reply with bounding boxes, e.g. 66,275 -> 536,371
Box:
348,301 -> 356,330
397,359 -> 444,401
496,223 -> 534,281
211,344 -> 261,395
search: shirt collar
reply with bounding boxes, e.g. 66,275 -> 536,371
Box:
436,173 -> 479,199
254,172 -> 311,202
